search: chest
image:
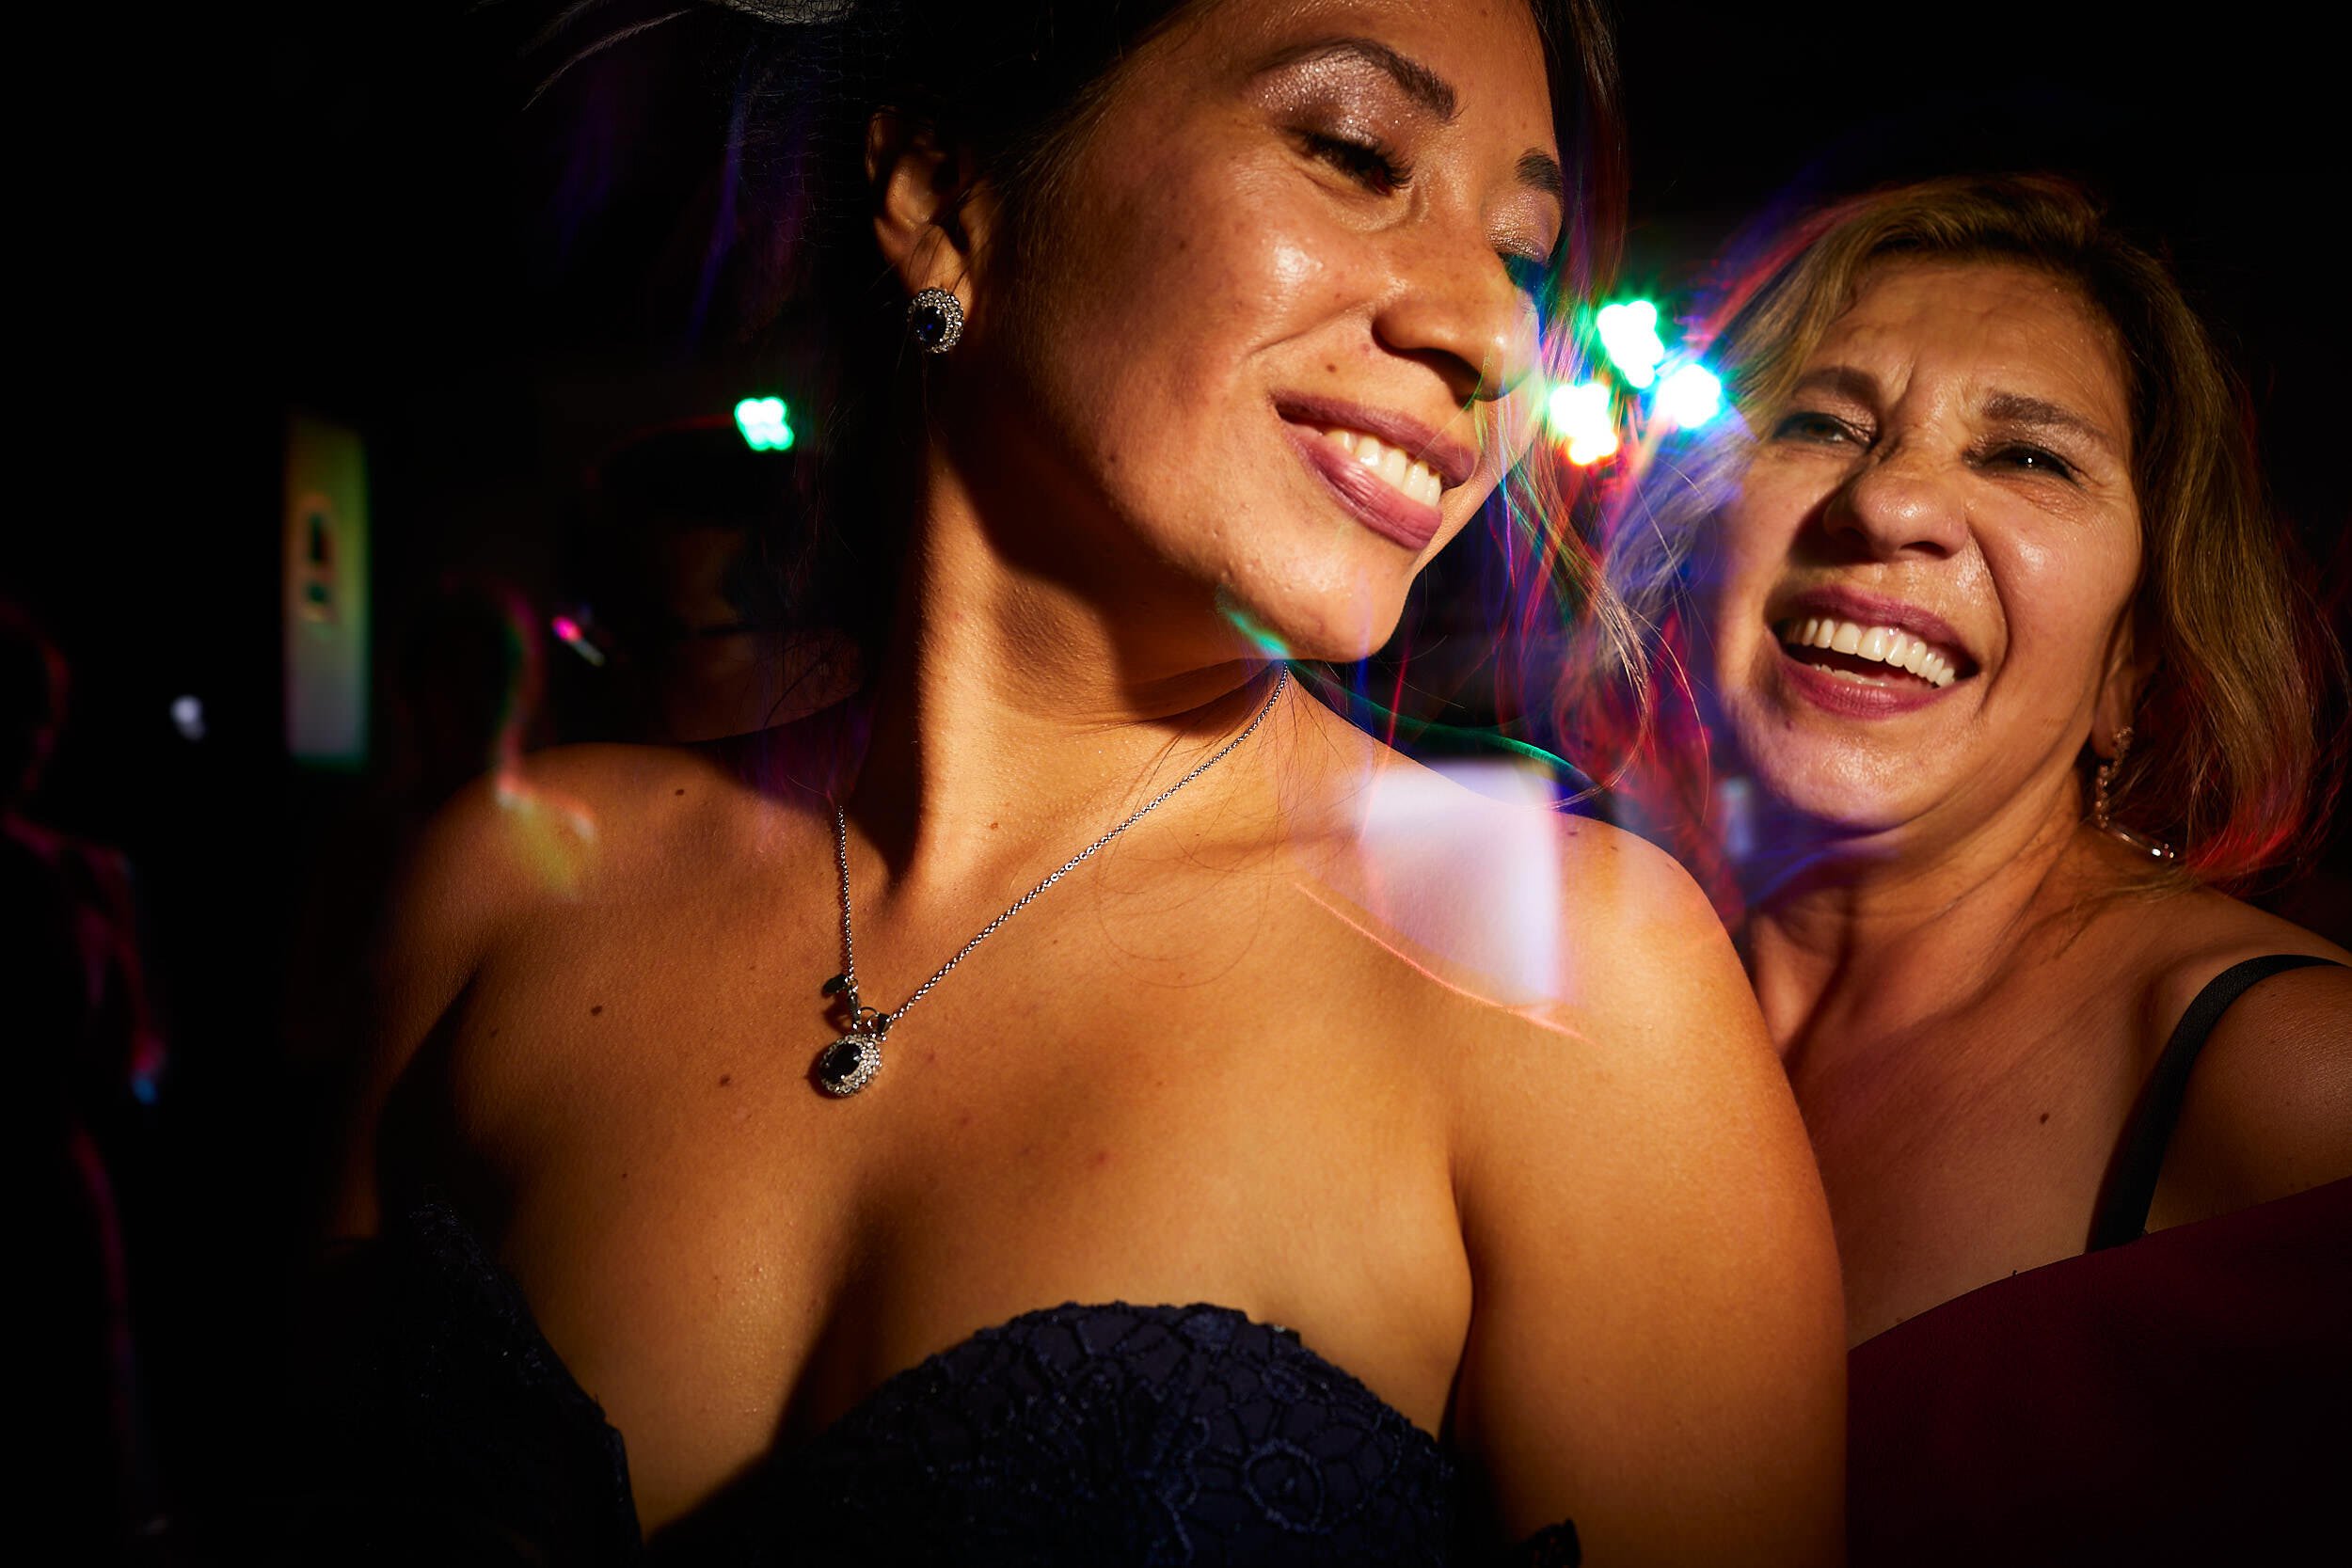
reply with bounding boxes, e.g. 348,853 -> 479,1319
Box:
400,865 -> 1469,1529
1792,976 -> 2151,1342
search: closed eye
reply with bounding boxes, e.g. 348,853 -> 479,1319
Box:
1298,130 -> 1409,195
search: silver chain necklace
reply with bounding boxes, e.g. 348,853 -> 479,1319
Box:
813,665 -> 1290,1097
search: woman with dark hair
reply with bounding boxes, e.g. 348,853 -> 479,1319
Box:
1602,175 -> 2350,1561
322,2 -> 1843,1561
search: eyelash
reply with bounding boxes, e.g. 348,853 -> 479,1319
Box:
1973,442 -> 2080,482
1300,130 -> 1409,194
1298,131 -> 1550,298
1773,410 -> 1860,445
1773,414 -> 2084,483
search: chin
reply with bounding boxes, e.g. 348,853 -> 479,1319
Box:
1218,576 -> 1408,665
1734,736 -> 1934,842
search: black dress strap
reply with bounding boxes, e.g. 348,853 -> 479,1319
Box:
2088,953 -> 2344,1251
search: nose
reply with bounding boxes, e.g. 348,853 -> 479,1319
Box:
1372,223 -> 1539,407
1822,439 -> 1970,560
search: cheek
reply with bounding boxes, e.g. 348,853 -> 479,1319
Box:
1988,528 -> 2141,701
1700,490 -> 1794,658
1018,159 -> 1360,455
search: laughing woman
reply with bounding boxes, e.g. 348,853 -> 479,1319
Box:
1611,175 -> 2349,1562
317,2 -> 1842,1562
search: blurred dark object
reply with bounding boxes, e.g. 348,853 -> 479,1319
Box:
8,604 -> 168,1559
1849,1176 -> 2352,1566
556,420 -> 855,745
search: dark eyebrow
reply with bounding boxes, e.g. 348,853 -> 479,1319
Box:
1258,39 -> 1562,210
1980,391 -> 2120,456
1516,148 -> 1565,203
1261,38 -> 1458,121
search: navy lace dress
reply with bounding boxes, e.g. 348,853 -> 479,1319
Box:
301,1202 -> 1577,1566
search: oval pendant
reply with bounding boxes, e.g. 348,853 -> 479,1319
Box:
814,1034 -> 882,1097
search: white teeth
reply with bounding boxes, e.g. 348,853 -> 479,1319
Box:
1319,426 -> 1444,508
1776,616 -> 1962,688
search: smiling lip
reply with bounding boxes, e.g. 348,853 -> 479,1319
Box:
1774,643 -> 1957,719
1774,586 -> 1976,669
1275,395 -> 1476,554
1274,394 -> 1479,488
1285,425 -> 1443,551
1768,585 -> 1975,720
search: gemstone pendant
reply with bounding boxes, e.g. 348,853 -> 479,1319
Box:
814,1034 -> 882,1097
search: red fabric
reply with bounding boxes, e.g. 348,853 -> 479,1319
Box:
1849,1178 -> 2352,1564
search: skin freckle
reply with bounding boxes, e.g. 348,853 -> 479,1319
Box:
720,1074 -> 733,1087
591,1005 -> 605,1016
2040,1112 -> 2051,1124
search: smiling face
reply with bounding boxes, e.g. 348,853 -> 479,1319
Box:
939,0 -> 1566,663
1703,259 -> 2143,848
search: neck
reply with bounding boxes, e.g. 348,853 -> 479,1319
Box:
1744,768 -> 2104,1061
848,457 -> 1279,896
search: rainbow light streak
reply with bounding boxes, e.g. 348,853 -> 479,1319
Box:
1285,877 -> 1587,1043
1655,363 -> 1724,430
484,591 -> 599,895
492,773 -> 601,896
550,614 -> 608,667
733,396 -> 795,451
1595,300 -> 1667,389
1217,598 -> 1295,660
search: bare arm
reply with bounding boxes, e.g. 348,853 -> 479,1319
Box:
326,769 -> 576,1239
1451,828 -> 1845,1564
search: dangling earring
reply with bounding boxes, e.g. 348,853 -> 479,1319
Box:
2091,727 -> 2177,862
906,287 -> 964,354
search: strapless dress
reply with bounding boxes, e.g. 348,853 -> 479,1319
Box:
295,1201 -> 1576,1566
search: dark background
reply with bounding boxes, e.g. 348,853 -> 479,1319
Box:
18,3 -> 2344,1555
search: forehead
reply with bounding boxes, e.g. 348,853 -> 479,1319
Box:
1815,260 -> 2129,427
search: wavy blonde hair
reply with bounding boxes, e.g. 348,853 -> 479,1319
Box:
1597,174 -> 2341,895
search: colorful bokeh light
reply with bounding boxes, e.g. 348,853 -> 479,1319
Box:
1595,300 -> 1667,389
1545,381 -> 1620,466
1656,363 -> 1724,429
733,396 -> 795,451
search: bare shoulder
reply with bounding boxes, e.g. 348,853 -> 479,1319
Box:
2131,889 -> 2352,1228
379,743 -> 762,974
1308,744 -> 1749,1012
333,742 -> 781,1233
1315,757 -> 1842,1559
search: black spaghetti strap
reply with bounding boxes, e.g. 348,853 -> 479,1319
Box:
2087,953 -> 2344,1251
